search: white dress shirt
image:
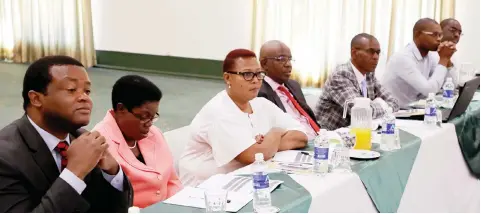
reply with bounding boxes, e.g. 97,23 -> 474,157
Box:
27,117 -> 124,194
264,76 -> 317,140
178,90 -> 306,187
350,61 -> 367,97
382,42 -> 457,107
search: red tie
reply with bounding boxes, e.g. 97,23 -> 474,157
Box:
54,141 -> 69,171
277,86 -> 320,133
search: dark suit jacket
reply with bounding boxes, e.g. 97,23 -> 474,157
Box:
0,115 -> 133,212
258,79 -> 320,127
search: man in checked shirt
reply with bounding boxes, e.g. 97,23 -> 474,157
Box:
315,33 -> 399,130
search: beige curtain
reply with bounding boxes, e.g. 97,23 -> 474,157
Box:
252,0 -> 455,87
0,0 -> 96,67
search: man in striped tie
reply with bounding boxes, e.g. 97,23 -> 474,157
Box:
258,40 -> 320,141
315,33 -> 399,130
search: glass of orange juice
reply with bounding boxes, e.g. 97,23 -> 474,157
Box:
351,128 -> 372,150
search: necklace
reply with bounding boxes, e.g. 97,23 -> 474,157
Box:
128,141 -> 137,149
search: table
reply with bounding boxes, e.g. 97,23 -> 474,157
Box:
449,100 -> 480,177
231,120 -> 480,212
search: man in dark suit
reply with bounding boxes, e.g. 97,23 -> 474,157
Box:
258,40 -> 320,141
0,56 -> 133,212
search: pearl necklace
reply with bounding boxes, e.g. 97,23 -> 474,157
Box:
128,141 -> 137,149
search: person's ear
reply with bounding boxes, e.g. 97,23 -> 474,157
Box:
414,30 -> 422,39
260,58 -> 268,71
116,103 -> 128,113
351,48 -> 357,59
223,72 -> 231,87
28,90 -> 44,108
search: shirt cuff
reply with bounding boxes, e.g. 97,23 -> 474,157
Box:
101,166 -> 125,191
60,169 -> 87,195
373,97 -> 389,110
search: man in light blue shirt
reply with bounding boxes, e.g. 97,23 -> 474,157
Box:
382,18 -> 457,107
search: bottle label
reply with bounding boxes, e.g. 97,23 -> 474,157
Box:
425,107 -> 436,116
253,173 -> 269,189
443,90 -> 454,98
382,123 -> 395,134
314,147 -> 329,160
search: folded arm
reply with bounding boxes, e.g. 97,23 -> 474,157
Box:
392,55 -> 448,97
208,118 -> 280,166
267,100 -> 308,150
278,130 -> 308,151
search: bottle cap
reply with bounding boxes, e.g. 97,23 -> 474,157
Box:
128,206 -> 140,213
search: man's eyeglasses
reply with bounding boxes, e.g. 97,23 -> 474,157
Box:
130,111 -> 160,124
264,56 -> 295,64
449,27 -> 463,36
225,71 -> 266,81
422,31 -> 443,39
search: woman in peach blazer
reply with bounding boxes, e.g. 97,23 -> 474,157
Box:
93,75 -> 182,208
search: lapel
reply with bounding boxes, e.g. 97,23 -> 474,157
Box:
136,136 -> 158,173
285,81 -> 305,108
261,80 -> 286,112
366,73 -> 376,100
346,63 -> 365,97
17,115 -> 60,185
101,111 -> 158,174
116,136 -> 158,174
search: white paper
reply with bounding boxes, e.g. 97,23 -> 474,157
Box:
197,174 -> 283,195
272,150 -> 313,164
163,186 -> 251,212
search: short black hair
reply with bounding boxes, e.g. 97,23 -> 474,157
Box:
22,55 -> 84,110
440,18 -> 459,28
351,33 -> 376,48
111,75 -> 162,111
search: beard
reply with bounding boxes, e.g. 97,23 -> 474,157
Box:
43,110 -> 81,134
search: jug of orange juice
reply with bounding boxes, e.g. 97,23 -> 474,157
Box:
343,97 -> 373,150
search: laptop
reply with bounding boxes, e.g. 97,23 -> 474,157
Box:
397,77 -> 480,122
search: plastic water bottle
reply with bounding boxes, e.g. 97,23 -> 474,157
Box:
381,107 -> 398,151
442,77 -> 455,108
424,93 -> 438,125
313,129 -> 329,174
252,153 -> 272,212
329,135 -> 351,173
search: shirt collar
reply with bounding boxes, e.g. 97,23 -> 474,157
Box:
27,116 -> 70,152
350,60 -> 366,86
264,76 -> 284,91
408,41 -> 423,61
101,109 -> 154,144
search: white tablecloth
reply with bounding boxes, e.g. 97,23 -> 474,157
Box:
231,120 -> 480,212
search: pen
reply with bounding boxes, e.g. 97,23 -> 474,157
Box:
300,151 -> 311,156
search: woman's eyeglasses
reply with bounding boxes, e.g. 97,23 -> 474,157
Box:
225,71 -> 266,81
130,111 -> 160,124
